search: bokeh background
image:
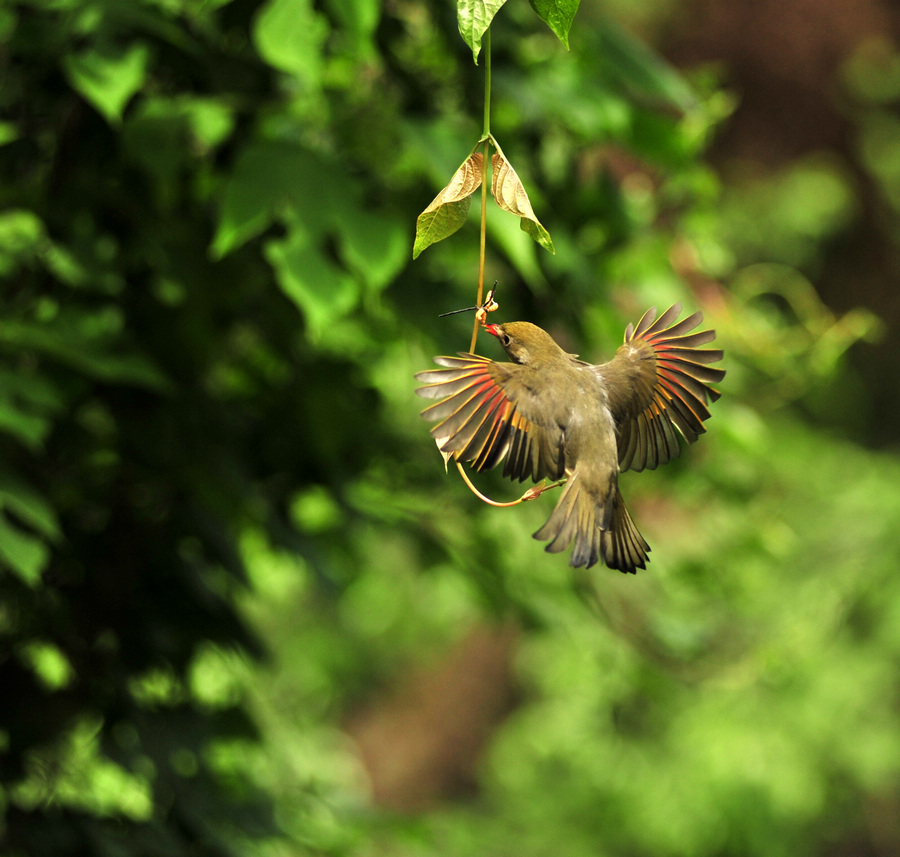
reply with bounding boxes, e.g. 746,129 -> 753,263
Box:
2,0 -> 900,855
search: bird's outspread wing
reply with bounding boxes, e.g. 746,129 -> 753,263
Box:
415,354 -> 566,483
599,303 -> 725,472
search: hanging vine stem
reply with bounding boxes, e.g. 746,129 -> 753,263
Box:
455,27 -> 565,508
470,27 -> 493,354
414,15 -> 564,510
455,460 -> 564,507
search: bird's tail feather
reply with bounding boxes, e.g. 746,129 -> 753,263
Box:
533,477 -> 649,573
601,487 -> 650,573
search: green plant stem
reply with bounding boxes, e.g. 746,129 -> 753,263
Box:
482,27 -> 492,139
471,28 -> 492,353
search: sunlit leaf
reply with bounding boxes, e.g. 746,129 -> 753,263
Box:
413,199 -> 473,260
0,122 -> 18,146
322,0 -> 380,57
42,242 -> 88,287
215,140 -> 404,330
63,44 -> 150,125
458,0 -> 508,63
184,98 -> 235,150
0,513 -> 49,587
490,152 -> 555,254
0,470 -> 61,541
213,141 -> 343,258
265,226 -> 360,338
212,142 -> 308,258
0,208 -> 45,275
413,152 -> 484,258
291,485 -> 345,533
12,716 -> 154,819
253,0 -> 328,81
0,403 -> 48,449
529,0 -> 581,50
0,374 -> 60,449
19,642 -> 74,690
126,96 -> 236,161
339,208 -> 408,292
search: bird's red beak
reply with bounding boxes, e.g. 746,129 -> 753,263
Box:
484,323 -> 502,338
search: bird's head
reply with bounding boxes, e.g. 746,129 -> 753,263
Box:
485,321 -> 566,366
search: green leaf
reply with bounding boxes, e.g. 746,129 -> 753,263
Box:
42,242 -> 89,287
63,43 -> 150,125
212,142 -> 326,258
519,217 -> 554,253
0,470 -> 61,541
413,199 -> 473,260
322,0 -> 380,57
0,121 -> 19,146
490,151 -> 555,254
19,641 -> 74,691
338,208 -> 408,292
528,0 -> 580,50
124,97 -> 236,175
0,514 -> 50,587
413,152 -> 484,258
0,401 -> 51,450
215,140 -> 400,325
0,208 -> 43,243
253,0 -> 328,81
0,312 -> 168,389
0,208 -> 45,276
457,0 -> 508,63
265,227 -> 360,339
213,141 -> 369,254
184,98 -> 235,151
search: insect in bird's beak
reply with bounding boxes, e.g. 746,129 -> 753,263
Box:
438,286 -> 499,324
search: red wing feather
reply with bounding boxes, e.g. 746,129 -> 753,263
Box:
415,354 -> 564,483
615,304 -> 725,472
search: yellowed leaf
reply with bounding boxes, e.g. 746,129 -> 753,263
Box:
423,152 -> 484,211
490,152 -> 555,253
413,152 -> 484,257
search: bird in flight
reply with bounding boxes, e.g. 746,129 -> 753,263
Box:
415,304 -> 725,573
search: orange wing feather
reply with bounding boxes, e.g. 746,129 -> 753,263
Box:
608,304 -> 725,473
415,355 -> 565,483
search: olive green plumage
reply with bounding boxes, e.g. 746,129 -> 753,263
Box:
416,305 -> 724,573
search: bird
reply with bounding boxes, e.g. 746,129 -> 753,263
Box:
414,304 -> 725,573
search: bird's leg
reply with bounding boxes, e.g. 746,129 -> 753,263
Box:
455,461 -> 564,507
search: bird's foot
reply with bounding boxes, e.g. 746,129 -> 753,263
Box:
520,480 -> 564,502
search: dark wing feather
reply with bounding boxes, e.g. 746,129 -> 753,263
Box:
415,354 -> 565,483
600,303 -> 725,473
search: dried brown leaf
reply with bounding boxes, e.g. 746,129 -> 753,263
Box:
413,153 -> 484,258
490,152 -> 555,253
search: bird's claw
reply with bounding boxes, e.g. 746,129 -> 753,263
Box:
520,480 -> 564,502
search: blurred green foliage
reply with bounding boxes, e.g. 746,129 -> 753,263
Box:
0,1 -> 897,856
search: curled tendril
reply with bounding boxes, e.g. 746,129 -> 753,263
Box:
455,461 -> 563,507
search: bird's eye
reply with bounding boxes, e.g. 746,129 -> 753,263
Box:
501,334 -> 511,347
